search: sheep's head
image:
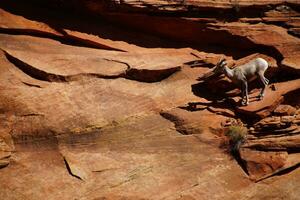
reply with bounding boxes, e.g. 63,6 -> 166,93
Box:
213,58 -> 227,74
197,58 -> 227,81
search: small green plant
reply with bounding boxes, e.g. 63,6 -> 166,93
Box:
225,125 -> 247,153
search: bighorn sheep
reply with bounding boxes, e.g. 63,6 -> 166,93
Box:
213,58 -> 269,106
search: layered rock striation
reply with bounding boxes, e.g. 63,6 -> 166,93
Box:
0,0 -> 299,199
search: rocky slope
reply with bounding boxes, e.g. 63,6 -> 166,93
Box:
0,0 -> 299,199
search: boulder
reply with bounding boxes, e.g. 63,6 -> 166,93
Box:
273,105 -> 297,116
239,148 -> 288,181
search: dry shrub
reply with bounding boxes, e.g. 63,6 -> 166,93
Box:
225,125 -> 247,153
219,124 -> 247,156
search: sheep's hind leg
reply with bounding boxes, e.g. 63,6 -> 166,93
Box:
258,73 -> 268,100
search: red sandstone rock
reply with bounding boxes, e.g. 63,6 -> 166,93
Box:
274,104 -> 297,116
0,8 -> 62,37
239,148 -> 288,181
208,22 -> 300,74
0,140 -> 11,168
49,0 -> 300,13
239,112 -> 300,181
235,79 -> 300,118
160,108 -> 228,136
239,147 -> 300,182
0,0 -> 300,199
244,134 -> 300,150
0,130 -> 14,169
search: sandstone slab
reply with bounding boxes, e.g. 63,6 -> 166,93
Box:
0,0 -> 300,199
235,79 -> 300,118
239,148 -> 288,181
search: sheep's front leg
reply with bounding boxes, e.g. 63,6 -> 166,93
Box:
240,82 -> 245,104
241,81 -> 249,106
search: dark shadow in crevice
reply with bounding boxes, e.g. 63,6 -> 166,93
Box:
63,157 -> 84,181
4,48 -> 181,83
159,111 -> 188,135
0,0 -> 189,49
0,28 -> 124,51
219,140 -> 250,176
272,67 -> 300,83
184,59 -> 215,68
4,50 -> 67,82
0,0 -> 286,62
233,148 -> 250,176
255,162 -> 300,183
276,162 -> 300,176
178,103 -> 208,112
282,88 -> 300,107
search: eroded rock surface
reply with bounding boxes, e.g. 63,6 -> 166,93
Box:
0,0 -> 300,199
239,110 -> 300,181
